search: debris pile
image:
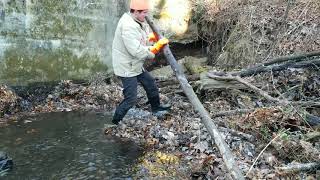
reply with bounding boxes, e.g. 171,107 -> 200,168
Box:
0,85 -> 20,124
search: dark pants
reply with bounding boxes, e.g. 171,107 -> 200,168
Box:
113,71 -> 160,124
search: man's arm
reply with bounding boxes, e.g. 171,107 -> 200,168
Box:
121,24 -> 155,60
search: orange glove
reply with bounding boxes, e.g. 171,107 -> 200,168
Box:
148,32 -> 158,42
150,38 -> 169,54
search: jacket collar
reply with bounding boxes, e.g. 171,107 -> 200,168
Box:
128,12 -> 144,28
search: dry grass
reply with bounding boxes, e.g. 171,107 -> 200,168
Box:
191,0 -> 320,70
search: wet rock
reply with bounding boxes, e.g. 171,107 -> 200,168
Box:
0,151 -> 13,176
192,141 -> 209,153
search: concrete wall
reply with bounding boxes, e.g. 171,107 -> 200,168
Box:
0,0 -> 197,85
0,0 -> 128,85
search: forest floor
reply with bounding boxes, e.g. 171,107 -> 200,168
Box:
1,64 -> 319,179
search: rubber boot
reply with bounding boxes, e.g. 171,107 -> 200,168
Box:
112,112 -> 123,125
149,96 -> 171,118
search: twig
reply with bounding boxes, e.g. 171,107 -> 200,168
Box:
246,131 -> 284,176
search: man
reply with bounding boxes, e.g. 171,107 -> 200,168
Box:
111,0 -> 170,125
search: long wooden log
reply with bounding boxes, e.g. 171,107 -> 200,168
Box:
232,59 -> 320,77
238,51 -> 320,77
262,51 -> 320,67
146,17 -> 245,180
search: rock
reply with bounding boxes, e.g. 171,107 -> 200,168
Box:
193,141 -> 209,153
150,56 -> 210,80
150,58 -> 187,80
183,56 -> 209,75
0,151 -> 13,175
162,131 -> 175,143
150,0 -> 198,44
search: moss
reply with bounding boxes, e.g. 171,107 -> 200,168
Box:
0,42 -> 108,85
0,0 -> 110,85
29,0 -> 94,39
5,0 -> 25,14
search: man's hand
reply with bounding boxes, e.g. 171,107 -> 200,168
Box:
150,38 -> 169,54
148,32 -> 158,42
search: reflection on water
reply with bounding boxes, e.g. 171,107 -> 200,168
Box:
0,111 -> 143,179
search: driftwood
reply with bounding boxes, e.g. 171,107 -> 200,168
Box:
146,17 -> 245,180
276,162 -> 320,173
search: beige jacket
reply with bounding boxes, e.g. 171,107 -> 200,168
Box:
112,13 -> 155,77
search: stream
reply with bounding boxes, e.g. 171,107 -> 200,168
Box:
0,111 -> 143,179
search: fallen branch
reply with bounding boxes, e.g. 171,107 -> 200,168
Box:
207,74 -> 287,104
212,109 -> 255,118
261,51 -> 320,67
276,162 -> 320,174
146,17 -> 245,180
232,59 -> 320,77
291,101 -> 320,107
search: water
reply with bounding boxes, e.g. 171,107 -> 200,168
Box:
0,111 -> 143,179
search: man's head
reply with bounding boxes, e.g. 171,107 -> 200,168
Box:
130,0 -> 149,22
